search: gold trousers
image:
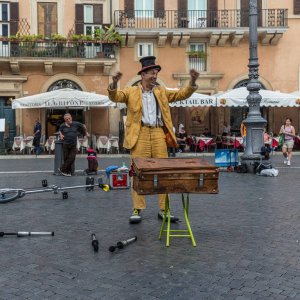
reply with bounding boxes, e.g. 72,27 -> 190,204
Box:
130,126 -> 168,210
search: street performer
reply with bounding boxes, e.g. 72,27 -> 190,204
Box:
108,56 -> 199,224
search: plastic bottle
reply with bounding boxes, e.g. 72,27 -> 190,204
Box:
119,162 -> 129,171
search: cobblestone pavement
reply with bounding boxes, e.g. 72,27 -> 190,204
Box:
0,152 -> 299,299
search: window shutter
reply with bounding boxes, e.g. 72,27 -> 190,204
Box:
94,4 -> 103,24
125,0 -> 134,11
207,0 -> 218,27
240,0 -> 249,27
207,0 -> 217,11
75,4 -> 84,34
258,0 -> 262,27
154,0 -> 165,18
294,0 -> 300,14
178,0 -> 187,27
240,0 -> 262,27
125,0 -> 134,18
10,2 -> 19,35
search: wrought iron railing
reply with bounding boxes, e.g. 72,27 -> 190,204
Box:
114,9 -> 288,29
0,40 -> 117,59
189,56 -> 207,72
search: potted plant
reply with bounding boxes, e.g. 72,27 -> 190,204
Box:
187,50 -> 207,59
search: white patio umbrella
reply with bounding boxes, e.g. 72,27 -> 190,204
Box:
12,88 -> 116,109
215,87 -> 300,107
169,92 -> 216,107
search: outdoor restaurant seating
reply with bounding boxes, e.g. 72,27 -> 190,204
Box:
109,136 -> 119,154
77,136 -> 89,153
24,136 -> 34,154
45,136 -> 56,154
96,135 -> 109,153
12,136 -> 25,154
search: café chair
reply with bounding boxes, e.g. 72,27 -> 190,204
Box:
97,135 -> 109,154
12,136 -> 25,154
39,135 -> 46,153
194,139 -> 205,152
24,136 -> 34,154
205,138 -> 217,152
221,136 -> 234,148
109,136 -> 119,154
91,134 -> 97,151
45,136 -> 56,154
78,136 -> 89,154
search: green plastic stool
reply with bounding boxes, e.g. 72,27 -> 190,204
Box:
159,193 -> 196,247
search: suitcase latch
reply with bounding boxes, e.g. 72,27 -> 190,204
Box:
153,174 -> 158,189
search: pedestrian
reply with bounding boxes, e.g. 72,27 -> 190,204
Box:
59,113 -> 89,176
279,117 -> 296,166
33,118 -> 42,155
107,55 -> 199,224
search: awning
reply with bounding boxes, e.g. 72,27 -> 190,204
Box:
12,88 -> 116,109
215,87 -> 300,107
169,92 -> 216,107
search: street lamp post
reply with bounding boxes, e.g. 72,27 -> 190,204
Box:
241,0 -> 267,170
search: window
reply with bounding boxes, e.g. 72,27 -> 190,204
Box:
83,5 -> 102,36
84,5 -> 93,23
294,0 -> 300,14
138,42 -> 153,57
76,4 -> 103,35
188,0 -> 207,28
189,43 -> 205,53
189,43 -> 207,72
135,0 -> 154,17
1,24 -> 8,36
37,2 -> 57,37
0,4 -> 9,46
0,3 -> 8,21
84,25 -> 102,37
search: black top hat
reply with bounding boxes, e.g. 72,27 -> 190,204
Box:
137,56 -> 161,75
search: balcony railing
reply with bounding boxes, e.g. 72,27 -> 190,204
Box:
0,39 -> 117,59
114,9 -> 288,29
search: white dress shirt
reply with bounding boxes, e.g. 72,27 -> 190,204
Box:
141,90 -> 163,126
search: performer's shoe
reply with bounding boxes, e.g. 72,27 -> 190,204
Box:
158,210 -> 179,223
58,168 -> 71,177
129,209 -> 142,224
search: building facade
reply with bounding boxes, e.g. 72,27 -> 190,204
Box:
0,0 -> 300,148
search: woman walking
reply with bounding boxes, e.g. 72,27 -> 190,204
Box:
279,118 -> 295,166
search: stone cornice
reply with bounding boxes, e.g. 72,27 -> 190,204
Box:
0,75 -> 27,82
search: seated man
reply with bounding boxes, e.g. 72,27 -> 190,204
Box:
203,128 -> 210,137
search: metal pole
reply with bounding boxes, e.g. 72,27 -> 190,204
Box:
240,0 -> 267,170
54,139 -> 64,175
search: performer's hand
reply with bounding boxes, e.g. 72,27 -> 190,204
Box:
112,72 -> 122,84
189,69 -> 199,86
110,72 -> 122,90
60,133 -> 64,140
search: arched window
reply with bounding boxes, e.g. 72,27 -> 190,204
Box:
48,80 -> 82,91
234,79 -> 266,89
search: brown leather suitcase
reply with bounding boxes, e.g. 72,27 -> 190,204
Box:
132,157 -> 219,195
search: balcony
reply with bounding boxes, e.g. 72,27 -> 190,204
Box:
114,9 -> 288,47
0,39 -> 118,75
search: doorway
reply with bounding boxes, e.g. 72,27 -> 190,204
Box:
0,96 -> 16,148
